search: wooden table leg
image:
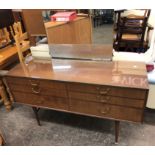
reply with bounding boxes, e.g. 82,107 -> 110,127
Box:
115,120 -> 120,144
0,79 -> 12,111
0,133 -> 5,146
32,107 -> 41,126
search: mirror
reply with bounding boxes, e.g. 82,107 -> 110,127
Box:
42,9 -> 114,44
49,44 -> 113,61
42,9 -> 114,60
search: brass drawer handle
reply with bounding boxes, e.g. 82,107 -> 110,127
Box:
29,80 -> 39,86
31,83 -> 38,86
100,99 -> 107,103
96,95 -> 100,99
32,87 -> 40,94
100,88 -> 110,95
100,107 -> 110,114
96,87 -> 100,90
96,96 -> 110,103
100,91 -> 108,95
106,96 -> 110,100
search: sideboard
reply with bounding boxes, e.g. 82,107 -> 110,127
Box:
4,59 -> 149,143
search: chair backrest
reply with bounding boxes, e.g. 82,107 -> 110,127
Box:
117,10 -> 150,42
12,22 -> 23,36
0,27 -> 11,44
14,32 -> 30,63
12,22 -> 30,63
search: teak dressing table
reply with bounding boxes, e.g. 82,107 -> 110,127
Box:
4,45 -> 149,143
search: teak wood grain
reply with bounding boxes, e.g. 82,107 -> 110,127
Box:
6,59 -> 148,89
5,58 -> 149,142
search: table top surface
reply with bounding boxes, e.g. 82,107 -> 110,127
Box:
6,58 -> 149,90
0,45 -> 17,66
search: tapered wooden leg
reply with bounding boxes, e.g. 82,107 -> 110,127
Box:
0,133 -> 5,146
115,120 -> 120,144
0,79 -> 12,111
32,107 -> 41,126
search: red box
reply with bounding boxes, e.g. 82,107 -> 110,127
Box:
51,11 -> 77,22
146,63 -> 154,72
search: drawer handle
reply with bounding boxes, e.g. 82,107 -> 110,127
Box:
32,87 -> 40,94
100,99 -> 107,103
106,96 -> 110,100
96,96 -> 110,103
29,80 -> 39,86
100,88 -> 110,95
96,87 -> 100,90
96,95 -> 100,99
31,83 -> 38,86
100,107 -> 110,114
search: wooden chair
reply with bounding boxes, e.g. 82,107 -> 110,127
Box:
11,22 -> 23,36
0,27 -> 11,48
12,22 -> 30,63
114,9 -> 151,53
14,33 -> 30,62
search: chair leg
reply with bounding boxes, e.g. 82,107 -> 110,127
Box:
32,107 -> 41,126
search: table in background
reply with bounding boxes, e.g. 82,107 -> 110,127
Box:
0,45 -> 18,111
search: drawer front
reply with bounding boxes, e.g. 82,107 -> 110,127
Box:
6,77 -> 67,98
67,83 -> 146,99
69,99 -> 143,122
69,92 -> 145,108
8,83 -> 67,98
6,77 -> 66,90
13,91 -> 68,110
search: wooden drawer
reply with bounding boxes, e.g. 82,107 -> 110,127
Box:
69,99 -> 143,122
8,83 -> 67,98
67,83 -> 146,99
6,77 -> 66,90
6,77 -> 67,98
13,91 -> 68,110
69,92 -> 145,108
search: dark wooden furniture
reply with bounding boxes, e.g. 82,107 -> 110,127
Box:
114,9 -> 151,53
114,10 -> 126,30
0,10 -> 14,29
4,49 -> 148,143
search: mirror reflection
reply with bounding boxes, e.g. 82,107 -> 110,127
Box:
42,9 -> 114,44
1,9 -> 154,64
42,9 -> 114,60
